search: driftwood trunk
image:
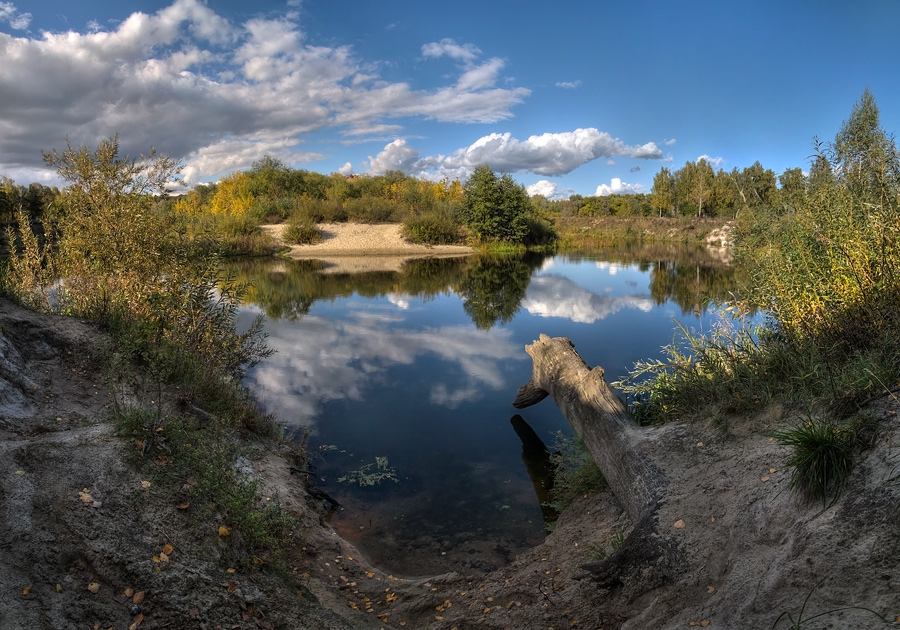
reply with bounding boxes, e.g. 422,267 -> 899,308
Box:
514,334 -> 676,589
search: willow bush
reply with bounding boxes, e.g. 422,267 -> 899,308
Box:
619,90 -> 900,425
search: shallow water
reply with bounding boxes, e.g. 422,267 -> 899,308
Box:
236,247 -> 741,576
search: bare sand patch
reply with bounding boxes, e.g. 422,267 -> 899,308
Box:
261,222 -> 473,273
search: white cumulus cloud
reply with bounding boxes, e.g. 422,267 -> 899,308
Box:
0,1 -> 530,184
526,179 -> 574,200
0,1 -> 29,29
595,177 -> 643,196
366,128 -> 664,181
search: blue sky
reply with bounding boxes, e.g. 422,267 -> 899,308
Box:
1,0 -> 898,198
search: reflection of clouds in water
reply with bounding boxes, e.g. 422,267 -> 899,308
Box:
524,275 -> 653,324
430,383 -> 481,407
595,261 -> 631,275
387,293 -> 410,309
245,310 -> 519,430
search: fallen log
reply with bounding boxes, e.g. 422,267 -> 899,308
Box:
513,334 -> 677,590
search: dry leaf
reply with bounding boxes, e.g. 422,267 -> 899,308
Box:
55,584 -> 61,593
22,586 -> 31,595
227,581 -> 237,593
673,519 -> 685,529
125,588 -> 134,597
87,582 -> 100,594
159,552 -> 170,563
177,502 -> 190,510
161,544 -> 174,555
132,590 -> 145,604
226,568 -> 236,574
218,525 -> 231,537
769,468 -> 777,474
761,476 -> 770,482
140,480 -> 151,489
707,585 -> 716,594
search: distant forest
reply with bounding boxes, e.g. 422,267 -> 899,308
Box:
0,152 -> 805,227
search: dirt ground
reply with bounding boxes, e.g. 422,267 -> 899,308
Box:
2,297 -> 900,629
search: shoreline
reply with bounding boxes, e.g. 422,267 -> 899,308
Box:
261,222 -> 474,257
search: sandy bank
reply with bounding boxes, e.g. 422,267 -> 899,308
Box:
261,222 -> 473,273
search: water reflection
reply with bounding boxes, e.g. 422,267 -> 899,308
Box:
234,244 -> 743,576
523,274 -> 654,323
247,310 -> 521,431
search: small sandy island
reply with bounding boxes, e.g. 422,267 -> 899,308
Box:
261,222 -> 474,273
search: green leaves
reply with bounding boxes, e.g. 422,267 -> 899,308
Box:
462,165 -> 530,244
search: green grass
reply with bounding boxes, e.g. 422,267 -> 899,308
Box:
113,405 -> 297,569
543,432 -> 607,522
768,417 -> 856,507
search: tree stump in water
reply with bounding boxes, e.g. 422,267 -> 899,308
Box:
513,334 -> 678,591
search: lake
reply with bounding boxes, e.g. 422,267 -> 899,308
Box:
234,245 -> 740,576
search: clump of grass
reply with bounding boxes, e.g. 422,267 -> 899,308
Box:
544,431 -> 606,518
282,212 -> 322,245
614,313 -> 770,426
769,417 -> 856,507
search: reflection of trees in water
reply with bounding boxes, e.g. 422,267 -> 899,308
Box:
226,245 -> 745,326
647,261 -> 749,315
564,244 -> 749,315
225,257 -> 470,321
457,253 -> 548,329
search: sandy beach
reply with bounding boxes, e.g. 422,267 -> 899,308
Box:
261,222 -> 473,273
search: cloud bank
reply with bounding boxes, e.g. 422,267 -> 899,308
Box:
0,1 -> 529,183
367,128 -> 664,182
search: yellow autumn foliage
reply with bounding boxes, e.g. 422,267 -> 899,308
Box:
209,172 -> 254,216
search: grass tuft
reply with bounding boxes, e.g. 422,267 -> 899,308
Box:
768,418 -> 855,507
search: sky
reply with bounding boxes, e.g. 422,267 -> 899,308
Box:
1,0 -> 899,199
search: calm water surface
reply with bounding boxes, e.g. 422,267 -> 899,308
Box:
235,247 -> 740,576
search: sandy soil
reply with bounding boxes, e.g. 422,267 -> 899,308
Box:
2,289 -> 900,628
261,223 -> 473,274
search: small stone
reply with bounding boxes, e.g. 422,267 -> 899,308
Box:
130,604 -> 142,616
91,501 -> 103,509
673,519 -> 685,529
87,582 -> 100,594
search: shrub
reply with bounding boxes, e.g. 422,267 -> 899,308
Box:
282,212 -> 322,245
401,208 -> 462,244
344,196 -> 397,223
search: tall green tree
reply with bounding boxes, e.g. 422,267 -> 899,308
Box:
462,165 -> 529,243
833,87 -> 896,197
776,167 -> 807,213
651,168 -> 676,217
